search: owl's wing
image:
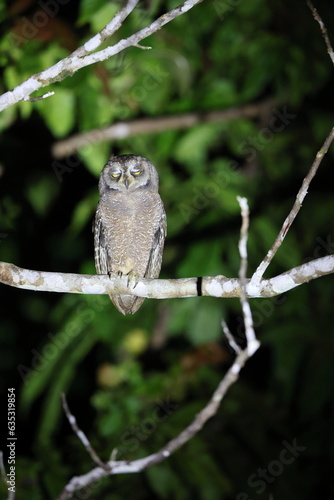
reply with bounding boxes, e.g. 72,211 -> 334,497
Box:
94,210 -> 110,275
145,209 -> 167,279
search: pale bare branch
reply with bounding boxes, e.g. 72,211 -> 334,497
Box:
221,320 -> 241,354
1,256 -> 333,299
237,196 -> 259,355
57,342 -> 254,499
57,200 -> 260,499
0,0 -> 203,112
252,126 -> 334,284
71,0 -> 140,58
307,1 -> 334,66
61,395 -> 110,472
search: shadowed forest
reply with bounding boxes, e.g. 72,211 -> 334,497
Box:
0,0 -> 334,498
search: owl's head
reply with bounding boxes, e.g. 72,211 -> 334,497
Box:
99,155 -> 159,194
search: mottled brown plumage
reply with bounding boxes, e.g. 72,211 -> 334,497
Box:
94,155 -> 166,314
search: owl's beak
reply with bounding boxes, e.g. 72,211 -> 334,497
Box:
124,175 -> 133,189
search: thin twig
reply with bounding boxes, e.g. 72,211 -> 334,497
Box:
307,1 -> 334,66
61,394 -> 110,471
221,319 -> 241,354
133,43 -> 152,50
252,4 -> 334,283
237,197 -> 259,354
23,91 -> 55,103
252,126 -> 334,284
71,0 -> 140,58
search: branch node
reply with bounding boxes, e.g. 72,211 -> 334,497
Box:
23,91 -> 55,103
134,43 -> 152,50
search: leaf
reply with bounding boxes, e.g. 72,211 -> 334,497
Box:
36,89 -> 75,138
90,3 -> 120,32
25,176 -> 59,216
298,343 -> 334,422
177,240 -> 223,277
37,331 -> 96,445
79,142 -> 110,176
0,106 -> 16,131
146,465 -> 184,499
67,190 -> 98,235
173,124 -> 222,166
187,298 -> 223,345
78,0 -> 118,26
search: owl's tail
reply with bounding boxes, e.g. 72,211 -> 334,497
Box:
110,294 -> 145,315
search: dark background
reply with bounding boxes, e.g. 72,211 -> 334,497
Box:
1,0 -> 334,498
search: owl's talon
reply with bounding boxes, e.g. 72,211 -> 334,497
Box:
126,271 -> 140,292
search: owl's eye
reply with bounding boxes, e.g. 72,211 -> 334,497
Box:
131,169 -> 142,176
110,171 -> 121,179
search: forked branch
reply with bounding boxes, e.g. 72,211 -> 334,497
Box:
251,126 -> 334,284
0,0 -> 203,112
57,197 -> 259,500
2,125 -> 334,298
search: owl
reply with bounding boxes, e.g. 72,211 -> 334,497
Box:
94,155 -> 167,315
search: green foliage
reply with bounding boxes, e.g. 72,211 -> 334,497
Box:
36,89 -> 76,138
1,0 -> 334,498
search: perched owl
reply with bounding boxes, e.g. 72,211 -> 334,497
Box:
94,155 -> 166,315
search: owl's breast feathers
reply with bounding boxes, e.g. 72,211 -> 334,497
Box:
98,190 -> 165,277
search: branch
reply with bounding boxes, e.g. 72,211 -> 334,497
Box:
251,6 -> 334,285
57,199 -> 259,500
252,126 -> 334,284
307,1 -> 334,66
61,395 -> 110,472
0,0 -> 203,112
70,0 -> 140,59
237,196 -> 259,355
57,346 -> 254,499
52,98 -> 277,158
1,256 -> 333,299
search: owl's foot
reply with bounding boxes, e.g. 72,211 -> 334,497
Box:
108,270 -> 141,295
107,270 -> 122,282
126,270 -> 141,294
